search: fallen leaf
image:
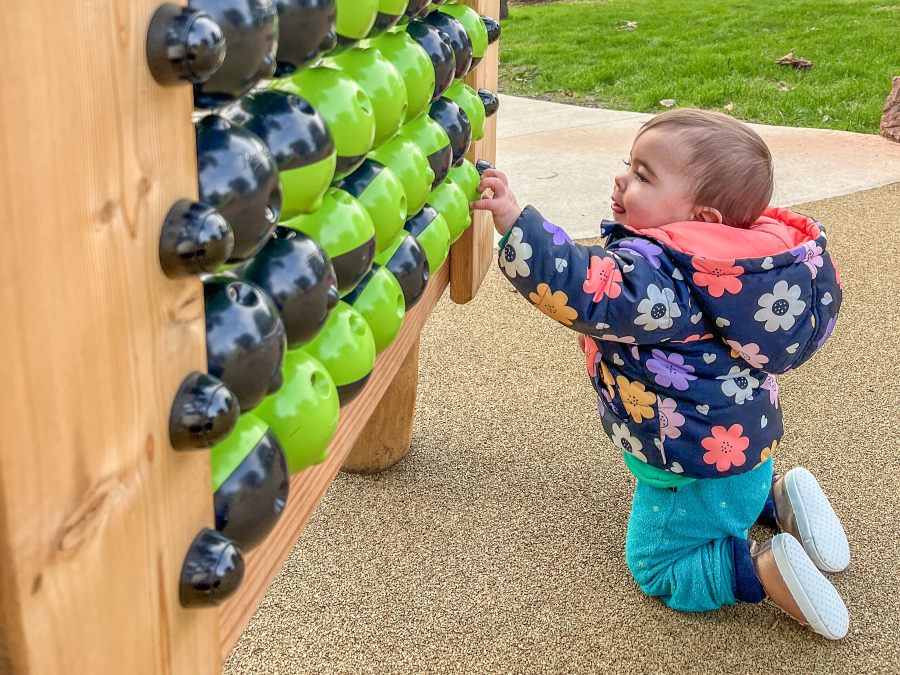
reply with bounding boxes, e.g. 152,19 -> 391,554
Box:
778,81 -> 789,91
769,618 -> 780,631
775,52 -> 813,70
762,28 -> 770,32
823,115 -> 830,121
725,102 -> 734,111
565,89 -> 574,97
616,21 -> 638,30
809,26 -> 819,30
660,99 -> 676,108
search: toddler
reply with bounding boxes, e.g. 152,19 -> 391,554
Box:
473,109 -> 850,639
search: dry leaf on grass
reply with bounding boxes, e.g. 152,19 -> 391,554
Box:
565,89 -> 574,97
778,82 -> 789,91
616,21 -> 638,30
776,52 -> 813,70
823,115 -> 831,122
660,99 -> 676,108
725,102 -> 734,111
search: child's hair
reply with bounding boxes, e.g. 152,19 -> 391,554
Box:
638,109 -> 774,229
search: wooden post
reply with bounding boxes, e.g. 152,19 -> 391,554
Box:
341,337 -> 420,473
0,2 -> 220,674
450,0 -> 501,305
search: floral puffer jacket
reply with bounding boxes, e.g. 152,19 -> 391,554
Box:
498,206 -> 842,481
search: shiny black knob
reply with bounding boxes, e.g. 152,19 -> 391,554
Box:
179,529 -> 244,608
478,89 -> 499,118
169,372 -> 239,451
384,233 -> 430,310
476,159 -> 495,176
272,0 -> 336,76
422,11 -> 473,81
238,228 -> 339,348
400,0 -> 431,24
147,4 -> 226,86
407,21 -> 456,103
482,15 -> 501,45
205,276 -> 287,412
429,97 -> 471,168
159,200 -> 234,278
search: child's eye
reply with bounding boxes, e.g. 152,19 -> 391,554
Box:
635,171 -> 648,183
622,159 -> 631,167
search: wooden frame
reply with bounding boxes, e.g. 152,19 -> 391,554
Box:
0,1 -> 498,672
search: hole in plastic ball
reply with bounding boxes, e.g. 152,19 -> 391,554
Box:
350,314 -> 367,335
312,372 -> 330,398
227,282 -> 259,307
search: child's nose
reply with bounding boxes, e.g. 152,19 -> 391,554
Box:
614,172 -> 628,192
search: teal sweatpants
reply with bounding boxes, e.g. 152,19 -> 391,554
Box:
625,458 -> 773,612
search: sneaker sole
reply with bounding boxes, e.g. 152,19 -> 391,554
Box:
785,467 -> 850,573
772,533 -> 849,640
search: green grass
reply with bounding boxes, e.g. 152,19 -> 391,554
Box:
499,0 -> 900,133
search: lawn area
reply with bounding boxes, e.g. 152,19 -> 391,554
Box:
499,0 -> 900,133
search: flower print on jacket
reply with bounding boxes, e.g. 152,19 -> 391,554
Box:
543,221 -> 573,246
616,375 -> 656,423
817,315 -> 837,349
634,284 -> 681,331
755,280 -> 806,332
701,424 -> 749,472
761,374 -> 779,407
691,258 -> 744,297
792,241 -> 824,278
529,284 -> 578,326
725,339 -> 770,369
601,334 -> 636,344
657,397 -> 685,440
584,256 -> 623,302
585,336 -> 600,377
755,439 -> 777,469
600,360 -> 616,397
646,350 -> 697,391
717,366 -> 760,404
619,239 -> 663,269
611,423 -> 647,462
499,227 -> 533,279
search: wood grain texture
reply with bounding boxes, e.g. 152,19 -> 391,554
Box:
0,2 -> 220,674
218,262 -> 450,659
450,0 -> 501,305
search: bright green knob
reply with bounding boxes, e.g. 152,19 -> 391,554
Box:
335,0 -> 379,45
444,81 -> 485,142
369,133 -> 434,217
327,46 -> 409,150
273,66 -> 376,179
405,205 -> 450,272
344,265 -> 405,354
427,178 -> 471,244
254,349 -> 340,474
336,159 -> 408,254
302,301 -> 377,407
369,30 -> 435,123
447,159 -> 482,204
398,113 -> 452,190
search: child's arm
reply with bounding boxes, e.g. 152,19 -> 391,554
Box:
473,171 -> 689,342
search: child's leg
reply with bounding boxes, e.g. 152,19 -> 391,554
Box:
625,459 -> 773,612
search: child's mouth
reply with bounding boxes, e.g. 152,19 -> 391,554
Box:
611,200 -> 625,214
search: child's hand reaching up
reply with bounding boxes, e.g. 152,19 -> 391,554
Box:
470,169 -> 523,235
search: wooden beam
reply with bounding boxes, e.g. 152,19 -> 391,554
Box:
0,1 -> 220,674
218,261 -> 450,659
450,0 -> 501,304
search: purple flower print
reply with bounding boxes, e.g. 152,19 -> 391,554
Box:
761,374 -> 779,408
543,221 -> 573,246
818,315 -> 837,349
658,397 -> 686,440
619,239 -> 663,269
791,241 -> 824,278
646,350 -> 697,391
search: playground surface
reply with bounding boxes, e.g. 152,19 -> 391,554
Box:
224,99 -> 900,674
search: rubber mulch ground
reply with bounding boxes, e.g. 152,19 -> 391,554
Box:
224,183 -> 900,674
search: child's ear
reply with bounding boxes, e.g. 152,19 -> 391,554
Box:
692,206 -> 724,223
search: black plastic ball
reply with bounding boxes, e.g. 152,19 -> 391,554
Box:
422,11 -> 473,80
406,20 -> 456,103
272,0 -> 337,76
429,97 -> 472,167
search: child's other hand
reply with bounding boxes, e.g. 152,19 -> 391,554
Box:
470,169 -> 522,235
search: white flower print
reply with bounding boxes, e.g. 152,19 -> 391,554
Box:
499,227 -> 532,279
717,365 -> 760,405
634,284 -> 682,331
754,280 -> 806,332
611,423 -> 647,462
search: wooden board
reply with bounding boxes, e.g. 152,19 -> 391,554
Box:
0,2 -> 221,675
218,261 -> 450,659
449,0 -> 501,305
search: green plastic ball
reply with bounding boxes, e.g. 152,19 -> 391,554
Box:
369,30 -> 435,123
427,178 -> 471,244
210,413 -> 268,493
327,46 -> 408,150
398,113 -> 452,189
336,159 -> 408,254
343,265 -> 405,354
405,205 -> 450,273
335,0 -> 379,44
273,66 -> 376,179
254,348 -> 340,474
368,0 -> 410,38
303,301 -> 376,407
369,134 -> 434,217
444,81 -> 485,142
447,159 -> 482,204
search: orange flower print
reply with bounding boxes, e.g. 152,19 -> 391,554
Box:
754,440 -> 777,469
529,283 -> 578,326
615,375 -> 656,423
600,360 -> 616,397
584,256 -> 623,302
701,424 -> 750,472
585,335 -> 599,377
692,258 -> 744,298
671,333 -> 714,344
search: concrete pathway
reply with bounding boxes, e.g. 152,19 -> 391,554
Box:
496,95 -> 900,240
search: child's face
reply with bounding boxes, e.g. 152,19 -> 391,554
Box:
611,128 -> 697,230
